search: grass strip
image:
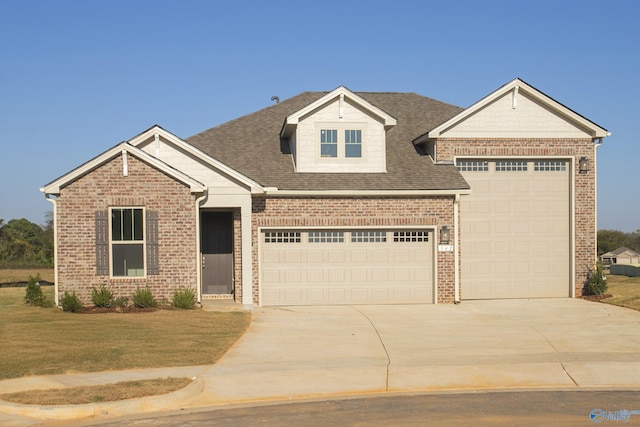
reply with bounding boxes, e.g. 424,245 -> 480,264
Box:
0,377 -> 192,405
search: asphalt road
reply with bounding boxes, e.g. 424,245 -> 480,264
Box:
70,390 -> 640,426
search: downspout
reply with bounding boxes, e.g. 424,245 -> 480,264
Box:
594,137 -> 604,264
454,194 -> 461,304
194,190 -> 208,305
44,194 -> 59,306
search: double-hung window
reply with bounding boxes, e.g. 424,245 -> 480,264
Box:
111,208 -> 145,277
320,129 -> 338,158
345,129 -> 362,158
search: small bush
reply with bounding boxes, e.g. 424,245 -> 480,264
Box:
113,296 -> 129,308
91,284 -> 114,308
172,287 -> 196,309
588,262 -> 608,295
131,286 -> 157,308
61,291 -> 83,313
24,274 -> 48,307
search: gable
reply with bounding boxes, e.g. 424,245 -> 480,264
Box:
41,142 -> 206,195
429,78 -> 609,139
281,86 -> 396,174
129,126 -> 263,194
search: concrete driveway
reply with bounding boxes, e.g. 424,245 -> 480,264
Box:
201,299 -> 640,403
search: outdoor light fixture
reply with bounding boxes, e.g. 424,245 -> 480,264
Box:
440,226 -> 451,245
579,156 -> 589,173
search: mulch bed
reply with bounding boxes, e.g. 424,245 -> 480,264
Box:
581,294 -> 612,302
81,306 -> 157,314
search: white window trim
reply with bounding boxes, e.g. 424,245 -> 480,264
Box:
109,206 -> 147,278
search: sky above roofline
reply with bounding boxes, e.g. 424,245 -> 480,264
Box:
1,0 -> 638,231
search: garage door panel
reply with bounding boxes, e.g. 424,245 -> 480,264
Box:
260,229 -> 433,306
459,158 -> 569,299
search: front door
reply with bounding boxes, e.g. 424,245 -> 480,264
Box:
201,211 -> 233,294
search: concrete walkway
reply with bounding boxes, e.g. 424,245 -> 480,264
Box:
2,299 -> 640,425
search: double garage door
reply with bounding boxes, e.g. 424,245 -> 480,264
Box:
260,229 -> 433,306
458,159 -> 571,299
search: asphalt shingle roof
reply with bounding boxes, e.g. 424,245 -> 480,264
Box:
186,91 -> 469,191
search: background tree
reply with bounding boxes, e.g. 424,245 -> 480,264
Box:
0,214 -> 54,268
597,229 -> 640,255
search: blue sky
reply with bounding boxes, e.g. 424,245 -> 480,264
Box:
0,0 -> 637,231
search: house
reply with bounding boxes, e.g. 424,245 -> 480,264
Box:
41,78 -> 609,307
601,247 -> 640,266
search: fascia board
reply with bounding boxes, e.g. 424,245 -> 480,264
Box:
261,189 -> 471,196
128,126 -> 265,191
42,143 -> 207,194
428,78 -> 609,138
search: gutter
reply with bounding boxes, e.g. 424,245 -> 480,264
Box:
262,188 -> 472,197
194,190 -> 208,306
454,193 -> 461,304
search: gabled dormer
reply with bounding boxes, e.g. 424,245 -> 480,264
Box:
280,86 -> 396,173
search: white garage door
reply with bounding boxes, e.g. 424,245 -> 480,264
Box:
458,159 -> 570,299
260,229 -> 433,306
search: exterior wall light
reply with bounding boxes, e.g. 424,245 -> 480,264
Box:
579,156 -> 589,174
440,226 -> 451,245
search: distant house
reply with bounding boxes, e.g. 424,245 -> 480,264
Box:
601,247 -> 640,266
41,78 -> 608,307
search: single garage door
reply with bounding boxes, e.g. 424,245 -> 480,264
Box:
260,229 -> 433,306
458,159 -> 570,299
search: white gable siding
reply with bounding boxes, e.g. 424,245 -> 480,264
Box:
138,137 -> 249,193
294,98 -> 387,173
439,91 -> 591,138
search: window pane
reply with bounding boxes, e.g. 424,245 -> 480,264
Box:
345,144 -> 361,158
122,209 -> 133,240
112,209 -> 122,241
133,209 -> 143,240
112,244 -> 144,276
321,143 -> 337,157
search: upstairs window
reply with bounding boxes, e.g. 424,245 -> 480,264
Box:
345,130 -> 362,158
319,127 -> 364,159
320,129 -> 338,158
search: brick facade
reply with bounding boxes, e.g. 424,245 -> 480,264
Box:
55,154 -> 198,304
436,138 -> 597,298
251,196 -> 457,304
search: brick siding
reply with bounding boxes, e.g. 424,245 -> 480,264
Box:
251,196 -> 457,304
55,154 -> 198,304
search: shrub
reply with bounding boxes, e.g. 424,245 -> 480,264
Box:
61,291 -> 83,313
24,274 -> 48,307
91,284 -> 114,308
172,287 -> 196,309
131,286 -> 157,308
113,296 -> 129,308
588,262 -> 608,295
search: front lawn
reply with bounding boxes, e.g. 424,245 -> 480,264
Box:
601,274 -> 640,311
0,286 -> 250,380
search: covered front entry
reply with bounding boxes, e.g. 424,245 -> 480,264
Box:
260,229 -> 434,306
201,211 -> 234,295
458,159 -> 571,299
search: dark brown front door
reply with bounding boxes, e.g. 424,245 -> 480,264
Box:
201,211 -> 233,294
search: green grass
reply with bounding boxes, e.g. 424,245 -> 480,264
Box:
0,286 -> 250,380
601,274 -> 640,311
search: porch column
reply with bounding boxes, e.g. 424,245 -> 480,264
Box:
241,199 -> 253,306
